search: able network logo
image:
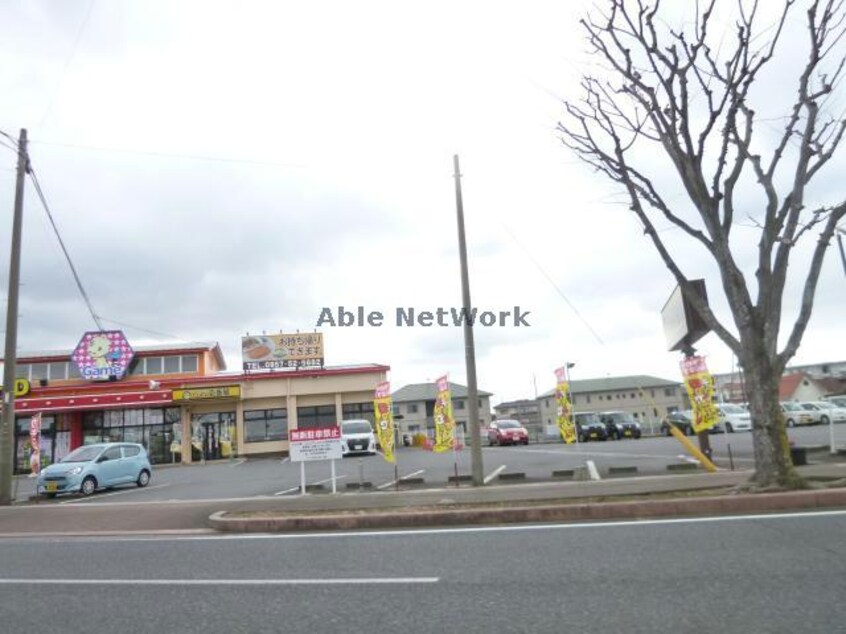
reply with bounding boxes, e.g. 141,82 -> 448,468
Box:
315,306 -> 531,327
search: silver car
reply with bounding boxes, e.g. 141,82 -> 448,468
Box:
37,442 -> 152,497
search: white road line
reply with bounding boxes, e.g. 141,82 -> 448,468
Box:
484,465 -> 506,484
377,469 -> 425,490
280,457 -> 291,465
508,447 -> 756,462
0,577 -> 439,586
59,484 -> 171,505
586,460 -> 601,481
230,458 -> 247,467
275,475 -> 348,496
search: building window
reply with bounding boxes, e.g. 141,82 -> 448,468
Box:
181,355 -> 198,372
631,393 -> 636,399
586,395 -> 591,403
244,409 -> 288,442
146,357 -> 163,375
342,402 -> 375,424
392,405 -> 399,416
30,364 -> 48,380
408,404 -> 419,414
297,405 -> 336,429
572,396 -> 577,405
455,400 -> 465,410
664,388 -> 675,397
653,408 -> 659,417
49,362 -> 68,380
164,356 -> 180,373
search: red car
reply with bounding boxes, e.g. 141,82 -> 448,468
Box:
488,420 -> 529,446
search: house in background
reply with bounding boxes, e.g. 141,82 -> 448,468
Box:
537,375 -> 688,435
392,382 -> 493,438
778,372 -> 829,402
493,399 -> 542,435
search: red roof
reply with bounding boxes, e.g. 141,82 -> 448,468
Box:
779,373 -> 806,399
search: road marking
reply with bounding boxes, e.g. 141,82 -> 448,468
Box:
275,475 -> 348,496
229,458 -> 247,467
586,460 -> 601,481
59,484 -> 171,505
0,577 -> 439,586
484,465 -> 506,484
280,457 -> 291,465
507,446 -> 756,463
377,469 -> 425,490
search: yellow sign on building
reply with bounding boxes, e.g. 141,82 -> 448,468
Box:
173,386 -> 241,401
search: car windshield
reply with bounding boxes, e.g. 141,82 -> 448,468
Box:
721,404 -> 745,413
782,403 -> 801,411
813,402 -> 834,410
342,421 -> 372,435
497,421 -> 521,429
60,445 -> 103,463
800,403 -> 819,411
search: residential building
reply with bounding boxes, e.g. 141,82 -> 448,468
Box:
537,375 -> 688,435
493,399 -> 542,433
392,382 -> 493,438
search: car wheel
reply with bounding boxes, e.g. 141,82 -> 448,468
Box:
787,418 -> 795,428
616,431 -> 623,440
46,493 -> 57,499
634,431 -> 641,439
136,470 -> 151,488
821,415 -> 830,426
523,439 -> 529,445
726,423 -> 734,433
80,476 -> 97,497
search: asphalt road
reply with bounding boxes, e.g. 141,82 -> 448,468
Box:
0,511 -> 844,633
11,425 -> 842,504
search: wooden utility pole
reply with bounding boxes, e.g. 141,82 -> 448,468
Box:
453,155 -> 484,486
1,129 -> 28,505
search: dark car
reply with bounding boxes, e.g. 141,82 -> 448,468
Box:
598,411 -> 642,440
661,410 -> 695,436
573,412 -> 608,442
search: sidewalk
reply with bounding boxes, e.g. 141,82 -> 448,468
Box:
209,462 -> 846,532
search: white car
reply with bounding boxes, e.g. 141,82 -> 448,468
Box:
717,403 -> 752,432
825,395 -> 846,408
808,401 -> 846,425
340,419 -> 377,456
797,402 -> 828,425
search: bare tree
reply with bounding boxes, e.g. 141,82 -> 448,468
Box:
559,0 -> 846,488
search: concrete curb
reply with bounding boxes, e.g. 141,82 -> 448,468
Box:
208,487 -> 846,533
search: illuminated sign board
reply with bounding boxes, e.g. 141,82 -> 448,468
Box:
0,378 -> 31,398
173,386 -> 241,401
71,330 -> 135,381
241,332 -> 324,371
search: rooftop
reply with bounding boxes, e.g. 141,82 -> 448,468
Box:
539,375 -> 682,398
393,382 -> 493,403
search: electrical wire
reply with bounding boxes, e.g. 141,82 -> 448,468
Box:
27,165 -> 104,332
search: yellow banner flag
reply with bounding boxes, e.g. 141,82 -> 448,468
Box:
554,367 -> 577,444
433,375 -> 456,453
374,381 -> 396,463
680,356 -> 720,434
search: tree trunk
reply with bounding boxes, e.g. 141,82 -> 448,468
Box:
742,351 -> 805,489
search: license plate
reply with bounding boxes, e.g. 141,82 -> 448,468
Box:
624,430 -> 631,437
45,482 -> 58,492
590,433 -> 597,439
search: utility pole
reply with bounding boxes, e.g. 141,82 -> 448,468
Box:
1,128 -> 28,506
453,154 -> 484,486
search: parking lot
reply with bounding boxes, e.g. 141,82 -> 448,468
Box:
11,424 -> 842,504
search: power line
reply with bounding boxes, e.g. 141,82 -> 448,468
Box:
96,316 -> 184,341
26,165 -> 104,331
31,140 -> 308,170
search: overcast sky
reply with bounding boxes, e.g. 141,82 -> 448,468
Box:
1,1 -> 844,405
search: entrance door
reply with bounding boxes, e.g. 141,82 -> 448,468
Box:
202,423 -> 221,461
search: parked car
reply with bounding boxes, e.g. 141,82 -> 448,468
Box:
340,419 -> 377,456
573,412 -> 608,442
781,402 -> 814,427
807,401 -> 846,425
797,402 -> 828,425
824,395 -> 846,408
37,442 -> 152,498
488,419 -> 529,446
661,410 -> 695,436
717,403 -> 752,432
598,411 -> 642,439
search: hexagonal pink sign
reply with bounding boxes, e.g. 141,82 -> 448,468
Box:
71,330 -> 135,381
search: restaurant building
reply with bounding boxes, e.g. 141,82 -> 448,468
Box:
4,338 -> 388,473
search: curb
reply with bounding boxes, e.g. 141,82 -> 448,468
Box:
208,487 -> 846,533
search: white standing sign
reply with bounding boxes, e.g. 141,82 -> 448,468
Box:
289,426 -> 342,495
290,426 -> 342,462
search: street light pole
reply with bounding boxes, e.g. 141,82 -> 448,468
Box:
1,129 -> 28,506
452,155 -> 484,486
